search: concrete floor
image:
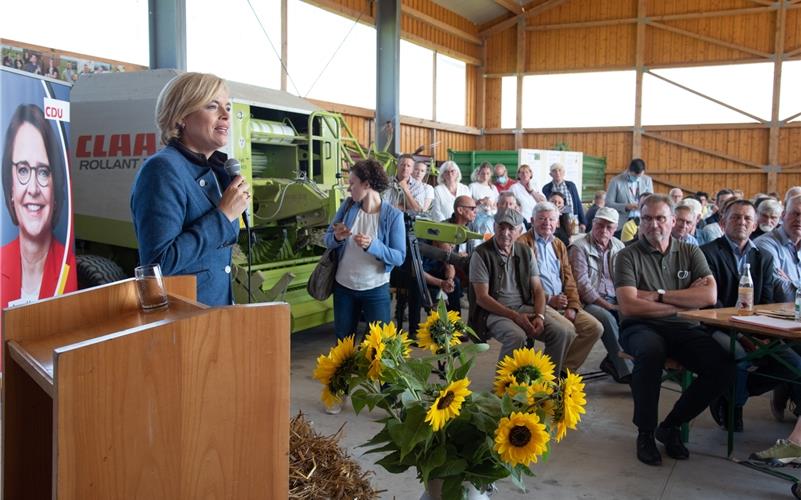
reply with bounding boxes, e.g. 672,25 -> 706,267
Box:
290,315 -> 801,500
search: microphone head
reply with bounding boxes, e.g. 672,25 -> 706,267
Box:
224,158 -> 241,177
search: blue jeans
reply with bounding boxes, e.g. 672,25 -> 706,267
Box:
333,281 -> 391,340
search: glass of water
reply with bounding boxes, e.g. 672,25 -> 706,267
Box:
134,263 -> 169,312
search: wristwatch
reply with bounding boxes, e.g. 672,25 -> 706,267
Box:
657,289 -> 666,303
535,313 -> 545,321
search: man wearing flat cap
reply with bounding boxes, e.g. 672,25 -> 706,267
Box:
568,206 -> 632,383
468,209 -> 574,372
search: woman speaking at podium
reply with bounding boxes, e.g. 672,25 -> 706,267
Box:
130,72 -> 250,306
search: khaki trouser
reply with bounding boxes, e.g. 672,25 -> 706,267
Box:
486,305 -> 575,373
545,305 -> 603,372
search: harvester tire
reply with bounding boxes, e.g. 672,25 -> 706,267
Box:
76,255 -> 127,289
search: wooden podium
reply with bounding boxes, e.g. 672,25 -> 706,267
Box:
2,277 -> 290,499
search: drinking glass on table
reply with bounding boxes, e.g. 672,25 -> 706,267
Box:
134,263 -> 168,312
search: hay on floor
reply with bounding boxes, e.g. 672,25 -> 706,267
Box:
289,412 -> 381,500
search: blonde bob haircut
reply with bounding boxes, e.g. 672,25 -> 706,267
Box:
155,72 -> 228,145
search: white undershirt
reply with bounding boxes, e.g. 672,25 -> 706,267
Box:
336,210 -> 389,290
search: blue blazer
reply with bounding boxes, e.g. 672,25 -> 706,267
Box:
324,197 -> 406,273
130,145 -> 240,306
543,180 -> 586,226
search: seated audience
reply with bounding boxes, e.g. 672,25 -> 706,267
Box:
543,162 -> 585,229
519,202 -> 603,373
383,153 -> 425,212
751,197 -> 781,240
754,193 -> 801,419
671,204 -> 699,245
508,164 -> 545,227
701,199 -> 799,432
493,163 -> 516,192
698,189 -> 736,244
385,154 -> 426,337
620,192 -> 653,243
696,191 -> 711,220
430,161 -> 470,222
468,209 -> 573,371
411,161 -> 435,212
585,190 -> 606,233
754,193 -> 801,300
422,241 -> 459,312
469,162 -> 499,241
750,417 -> 801,465
614,194 -> 733,466
669,188 -> 684,205
568,207 -> 632,383
547,191 -> 572,247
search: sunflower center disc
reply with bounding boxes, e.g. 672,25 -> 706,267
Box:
437,391 -> 455,409
509,425 -> 532,447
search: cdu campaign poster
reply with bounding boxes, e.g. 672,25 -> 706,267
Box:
1,67 -> 78,370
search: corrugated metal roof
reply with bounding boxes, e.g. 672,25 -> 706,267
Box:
430,0 -> 515,25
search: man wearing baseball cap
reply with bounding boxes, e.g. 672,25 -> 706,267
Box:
468,209 -> 573,371
568,207 -> 632,383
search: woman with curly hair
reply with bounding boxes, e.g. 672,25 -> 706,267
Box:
324,159 -> 406,341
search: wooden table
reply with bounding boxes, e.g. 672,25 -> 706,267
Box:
679,304 -> 801,492
679,303 -> 801,341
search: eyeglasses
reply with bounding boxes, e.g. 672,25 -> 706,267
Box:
13,161 -> 51,187
458,205 -> 477,211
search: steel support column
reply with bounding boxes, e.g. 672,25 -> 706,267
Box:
149,0 -> 187,70
376,0 -> 400,156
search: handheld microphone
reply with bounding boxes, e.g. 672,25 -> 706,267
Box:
223,158 -> 250,226
224,158 -> 255,303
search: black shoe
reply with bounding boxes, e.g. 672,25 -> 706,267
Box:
600,356 -> 632,384
656,424 -> 690,460
637,431 -> 662,466
710,397 -> 744,432
772,383 -> 790,422
709,396 -> 725,428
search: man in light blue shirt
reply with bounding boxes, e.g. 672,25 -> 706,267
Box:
671,205 -> 699,246
518,202 -> 603,373
754,194 -> 801,298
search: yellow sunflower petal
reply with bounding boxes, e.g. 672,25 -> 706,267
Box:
425,378 -> 472,431
555,370 -> 587,442
496,348 -> 556,386
494,412 -> 550,467
313,336 -> 358,404
493,374 -> 517,397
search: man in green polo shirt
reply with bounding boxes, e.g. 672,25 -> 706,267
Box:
614,194 -> 734,466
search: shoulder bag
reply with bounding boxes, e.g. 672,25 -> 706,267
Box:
307,198 -> 354,301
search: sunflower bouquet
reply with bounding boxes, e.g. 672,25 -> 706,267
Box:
313,301 -> 586,500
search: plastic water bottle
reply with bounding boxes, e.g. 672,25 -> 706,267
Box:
795,287 -> 801,322
736,263 -> 753,316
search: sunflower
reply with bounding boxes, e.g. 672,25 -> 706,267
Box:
361,325 -> 387,380
313,336 -> 358,408
493,374 -> 517,397
494,411 -> 550,466
495,348 -> 556,387
381,321 -> 413,359
554,370 -> 587,442
416,311 -> 462,354
425,378 -> 471,431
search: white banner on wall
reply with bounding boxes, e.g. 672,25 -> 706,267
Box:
517,149 -> 583,197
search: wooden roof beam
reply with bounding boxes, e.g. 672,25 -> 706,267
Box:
401,5 -> 482,45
